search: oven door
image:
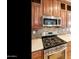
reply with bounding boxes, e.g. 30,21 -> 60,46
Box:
48,50 -> 65,59
44,49 -> 66,59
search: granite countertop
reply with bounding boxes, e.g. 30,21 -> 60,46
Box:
32,34 -> 71,52
32,38 -> 44,52
58,34 -> 71,42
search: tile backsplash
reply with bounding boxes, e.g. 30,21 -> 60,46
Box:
32,27 -> 68,38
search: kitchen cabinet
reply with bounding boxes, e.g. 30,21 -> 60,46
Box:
32,2 -> 41,30
42,0 -> 71,28
42,0 -> 51,16
60,2 -> 71,28
32,0 -> 71,28
32,50 -> 44,59
60,10 -> 67,28
67,41 -> 71,59
53,0 -> 61,17
42,0 -> 61,17
65,41 -> 71,59
66,11 -> 71,28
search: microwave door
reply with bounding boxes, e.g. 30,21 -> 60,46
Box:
50,20 -> 56,26
52,19 -> 57,26
43,18 -> 58,26
51,21 -> 56,25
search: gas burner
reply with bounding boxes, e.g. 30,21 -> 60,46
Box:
42,35 -> 67,49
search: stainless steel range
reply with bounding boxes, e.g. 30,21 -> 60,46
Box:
42,32 -> 67,59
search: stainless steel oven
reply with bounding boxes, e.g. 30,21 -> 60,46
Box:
42,32 -> 67,59
44,44 -> 67,59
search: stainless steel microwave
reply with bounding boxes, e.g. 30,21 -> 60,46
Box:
42,16 -> 61,27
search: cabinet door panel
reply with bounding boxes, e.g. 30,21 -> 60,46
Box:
32,4 -> 35,27
32,50 -> 43,59
42,0 -> 54,16
42,0 -> 49,15
53,0 -> 57,16
32,2 -> 41,29
66,11 -> 71,27
34,5 -> 39,25
48,0 -> 52,16
67,41 -> 71,59
42,0 -> 61,16
60,10 -> 67,28
51,0 -> 54,16
56,1 -> 61,16
52,0 -> 61,17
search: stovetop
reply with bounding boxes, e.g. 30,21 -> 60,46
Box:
42,35 -> 67,50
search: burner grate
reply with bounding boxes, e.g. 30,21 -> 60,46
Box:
42,35 -> 67,49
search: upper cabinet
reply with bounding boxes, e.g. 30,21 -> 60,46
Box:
60,10 -> 67,28
42,0 -> 71,17
32,2 -> 41,30
32,0 -> 71,28
66,11 -> 71,28
60,1 -> 71,28
53,0 -> 61,17
42,0 -> 52,16
42,0 -> 61,17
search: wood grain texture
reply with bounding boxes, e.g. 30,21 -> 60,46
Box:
32,50 -> 44,59
67,41 -> 71,59
42,0 -> 61,16
32,2 -> 41,30
60,10 -> 67,28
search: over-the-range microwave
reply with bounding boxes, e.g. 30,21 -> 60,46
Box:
42,16 -> 62,27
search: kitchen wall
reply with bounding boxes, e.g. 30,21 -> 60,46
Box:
32,0 -> 71,38
32,27 -> 68,38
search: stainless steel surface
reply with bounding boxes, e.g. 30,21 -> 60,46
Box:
42,16 -> 61,19
42,16 -> 62,27
42,34 -> 67,49
42,31 -> 67,59
43,44 -> 67,59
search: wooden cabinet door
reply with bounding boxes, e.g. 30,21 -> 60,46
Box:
32,50 -> 43,59
53,0 -> 61,17
56,1 -> 61,17
32,3 -> 35,28
42,0 -> 61,16
60,10 -> 67,28
32,2 -> 41,29
42,0 -> 53,16
66,11 -> 71,28
67,41 -> 71,59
